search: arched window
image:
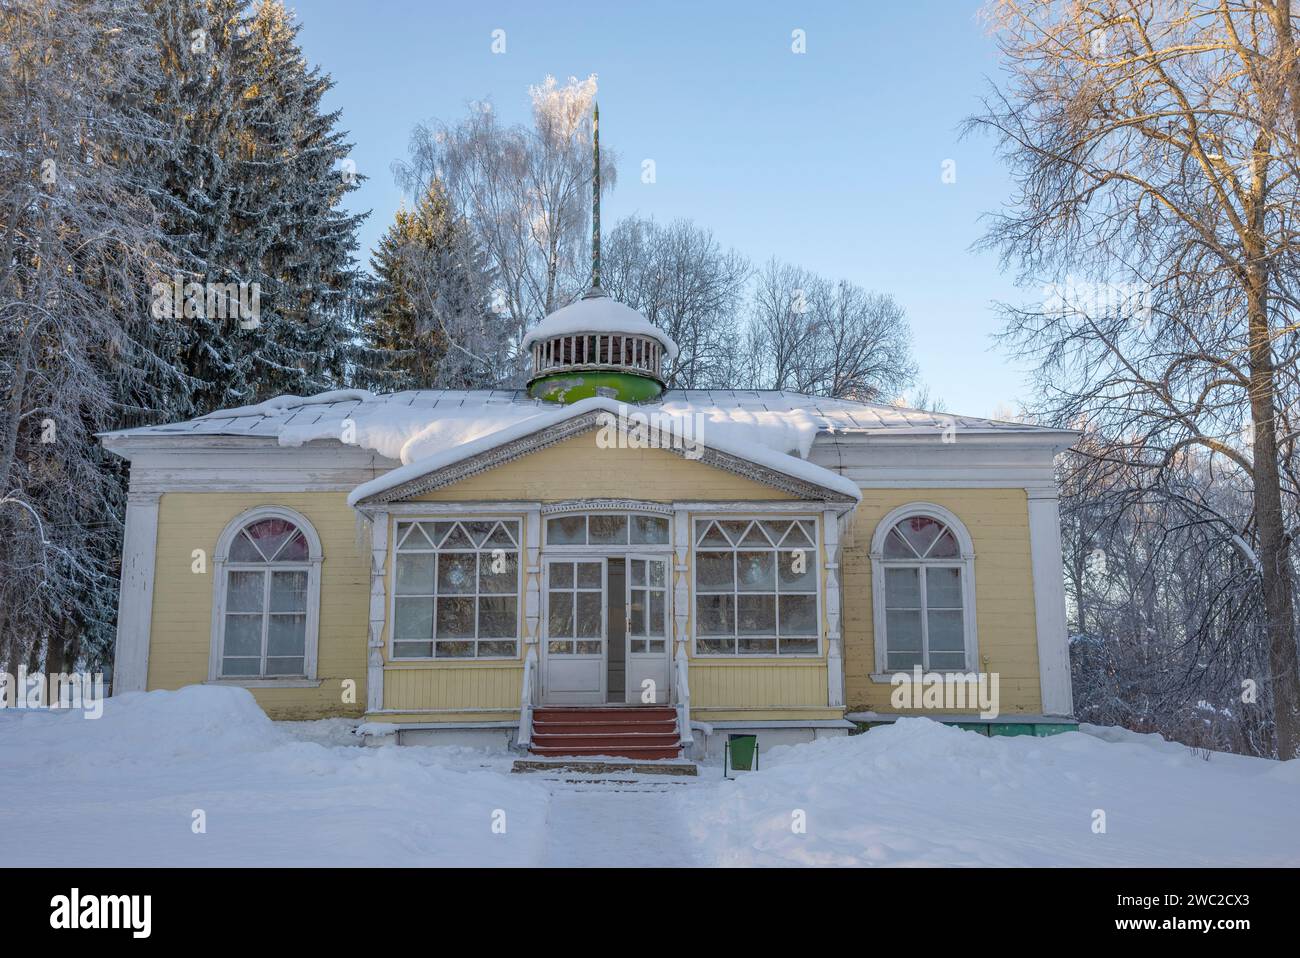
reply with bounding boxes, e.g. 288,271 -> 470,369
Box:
210,507 -> 322,682
870,504 -> 977,675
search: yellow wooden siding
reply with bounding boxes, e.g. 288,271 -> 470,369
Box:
411,431 -> 789,502
146,492 -> 369,720
383,663 -> 522,711
690,661 -> 828,710
839,488 -> 1044,715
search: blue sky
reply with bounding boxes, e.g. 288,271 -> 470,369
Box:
291,0 -> 1032,417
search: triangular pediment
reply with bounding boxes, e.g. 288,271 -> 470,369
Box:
348,403 -> 858,507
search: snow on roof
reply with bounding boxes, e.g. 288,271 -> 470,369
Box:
344,395 -> 862,505
100,388 -> 1073,505
520,293 -> 680,362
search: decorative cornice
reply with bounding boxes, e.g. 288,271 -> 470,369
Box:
541,498 -> 673,516
353,409 -> 857,506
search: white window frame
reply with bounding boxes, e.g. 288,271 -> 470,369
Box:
388,517 -> 524,661
690,515 -> 823,658
869,502 -> 978,678
208,505 -> 324,687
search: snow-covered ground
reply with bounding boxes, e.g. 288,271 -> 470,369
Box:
2,686 -> 1297,867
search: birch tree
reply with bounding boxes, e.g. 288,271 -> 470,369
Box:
969,0 -> 1300,756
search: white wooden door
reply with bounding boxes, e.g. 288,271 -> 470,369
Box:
624,555 -> 670,704
543,558 -> 607,704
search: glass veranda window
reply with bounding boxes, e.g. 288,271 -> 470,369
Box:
880,515 -> 966,671
392,519 -> 521,659
693,518 -> 819,655
221,518 -> 310,677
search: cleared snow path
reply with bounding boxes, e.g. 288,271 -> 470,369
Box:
541,777 -> 703,868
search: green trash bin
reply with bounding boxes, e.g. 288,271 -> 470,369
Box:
725,734 -> 759,778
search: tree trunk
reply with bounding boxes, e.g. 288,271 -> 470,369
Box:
1246,276 -> 1300,759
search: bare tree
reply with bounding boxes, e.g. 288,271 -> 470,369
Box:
745,259 -> 917,400
968,0 -> 1300,756
601,216 -> 751,388
395,75 -> 616,379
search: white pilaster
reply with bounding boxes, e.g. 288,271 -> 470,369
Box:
524,507 -> 541,647
366,512 -> 389,713
822,509 -> 845,708
112,490 -> 161,694
1027,488 -> 1074,716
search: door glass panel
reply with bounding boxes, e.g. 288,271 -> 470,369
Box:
629,559 -> 645,587
649,591 -> 665,633
576,562 -> 602,589
575,592 -> 602,638
628,589 -> 645,634
548,591 -> 574,637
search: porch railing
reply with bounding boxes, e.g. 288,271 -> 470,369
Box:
674,645 -> 693,748
518,647 -> 538,748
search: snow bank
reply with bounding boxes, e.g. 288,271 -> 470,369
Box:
197,389 -> 374,421
674,718 -> 1300,867
0,686 -> 549,867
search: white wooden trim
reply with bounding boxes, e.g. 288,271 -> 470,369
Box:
207,505 -> 324,685
822,508 -> 845,708
869,502 -> 979,676
111,491 -> 161,694
1027,489 -> 1074,716
367,513 -> 389,712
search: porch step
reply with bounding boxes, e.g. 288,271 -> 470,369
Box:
512,759 -> 698,777
528,706 -> 683,760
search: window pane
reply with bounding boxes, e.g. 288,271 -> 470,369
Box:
883,528 -> 914,558
463,521 -> 495,546
760,520 -> 792,544
649,592 -> 665,634
223,614 -> 262,656
929,651 -> 966,670
783,521 -> 815,548
777,550 -> 816,591
226,571 -> 264,613
548,592 -> 573,637
887,650 -> 923,671
548,640 -> 574,654
437,553 -> 476,594
928,530 -> 959,558
736,552 -> 775,592
631,515 -> 669,544
478,640 -> 517,657
628,588 -> 645,635
588,514 -> 628,544
648,639 -> 665,653
696,637 -> 734,654
277,532 -> 308,562
436,597 -> 475,638
396,554 -> 435,595
886,610 -> 922,652
436,641 -> 474,658
399,522 -> 432,548
394,597 -> 434,640
221,657 -> 261,676
229,532 -> 262,562
478,597 -> 516,638
629,559 -> 645,587
928,610 -> 965,653
737,594 -> 776,635
926,567 -> 962,608
576,562 -> 602,589
441,525 -> 474,549
719,520 -> 749,544
549,562 -> 573,588
738,637 -> 777,654
267,614 -> 306,656
479,550 -> 518,594
695,551 -> 733,590
547,515 -> 586,544
575,592 -> 602,637
780,637 -> 817,655
885,567 -> 920,608
779,595 -> 817,635
265,656 -> 304,676
485,523 -> 517,548
244,518 -> 298,561
696,522 -> 730,547
897,516 -> 944,558
648,561 -> 666,588
393,640 -> 433,658
696,594 -> 735,635
269,571 -> 307,612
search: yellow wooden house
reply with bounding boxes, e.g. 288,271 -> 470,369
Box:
101,287 -> 1078,760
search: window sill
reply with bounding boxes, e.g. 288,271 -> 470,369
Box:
206,678 -> 322,689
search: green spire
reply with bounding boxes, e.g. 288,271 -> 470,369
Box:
591,102 -> 601,292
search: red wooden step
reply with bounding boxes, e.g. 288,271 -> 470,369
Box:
529,744 -> 682,760
533,720 -> 676,733
532,734 -> 680,749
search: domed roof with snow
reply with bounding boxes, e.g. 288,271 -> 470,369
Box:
521,290 -> 679,362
